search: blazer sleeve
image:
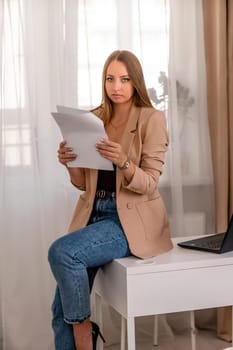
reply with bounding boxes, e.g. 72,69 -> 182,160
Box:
123,110 -> 168,195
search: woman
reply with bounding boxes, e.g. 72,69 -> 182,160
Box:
48,50 -> 173,350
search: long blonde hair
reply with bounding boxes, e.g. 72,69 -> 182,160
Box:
92,50 -> 153,126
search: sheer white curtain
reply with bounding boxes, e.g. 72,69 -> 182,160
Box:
0,0 -> 214,349
165,0 -> 214,237
0,1 -> 78,349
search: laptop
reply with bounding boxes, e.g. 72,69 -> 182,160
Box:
178,214 -> 233,254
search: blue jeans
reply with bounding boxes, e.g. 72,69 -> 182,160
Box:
48,197 -> 131,350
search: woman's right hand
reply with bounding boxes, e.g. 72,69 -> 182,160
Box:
57,140 -> 77,166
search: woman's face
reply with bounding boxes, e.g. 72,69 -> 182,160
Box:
105,60 -> 134,105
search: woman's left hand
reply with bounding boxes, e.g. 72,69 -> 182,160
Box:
96,138 -> 127,168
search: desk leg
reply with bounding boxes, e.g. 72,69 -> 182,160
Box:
121,316 -> 126,350
190,311 -> 196,350
153,315 -> 158,346
232,306 -> 233,347
127,317 -> 136,350
94,292 -> 104,350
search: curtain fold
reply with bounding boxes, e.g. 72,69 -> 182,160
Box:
166,0 -> 214,238
0,1 -> 79,349
202,0 -> 233,342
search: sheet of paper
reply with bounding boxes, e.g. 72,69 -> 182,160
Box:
52,106 -> 113,170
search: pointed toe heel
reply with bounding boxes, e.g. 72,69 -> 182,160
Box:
91,321 -> 106,349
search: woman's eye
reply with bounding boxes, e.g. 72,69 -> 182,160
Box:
121,77 -> 130,83
106,77 -> 113,82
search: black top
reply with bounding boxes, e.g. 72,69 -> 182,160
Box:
96,164 -> 116,192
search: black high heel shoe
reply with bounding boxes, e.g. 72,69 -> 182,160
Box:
91,321 -> 106,350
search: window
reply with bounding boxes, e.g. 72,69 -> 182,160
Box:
3,124 -> 31,166
1,0 -> 29,167
77,0 -> 169,108
1,0 -> 25,109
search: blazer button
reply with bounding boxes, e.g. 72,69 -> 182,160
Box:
126,203 -> 133,209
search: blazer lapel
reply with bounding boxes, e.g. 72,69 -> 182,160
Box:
120,105 -> 140,152
116,105 -> 140,190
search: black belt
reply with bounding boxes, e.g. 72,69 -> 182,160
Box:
95,190 -> 116,199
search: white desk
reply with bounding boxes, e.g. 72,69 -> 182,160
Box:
94,237 -> 233,350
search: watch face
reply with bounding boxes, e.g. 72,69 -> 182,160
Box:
119,159 -> 130,170
125,161 -> 130,169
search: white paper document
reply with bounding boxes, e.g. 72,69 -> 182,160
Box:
52,106 -> 113,170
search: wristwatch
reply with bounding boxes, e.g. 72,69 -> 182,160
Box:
118,159 -> 131,170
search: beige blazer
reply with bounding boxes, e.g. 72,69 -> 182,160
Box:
68,105 -> 173,259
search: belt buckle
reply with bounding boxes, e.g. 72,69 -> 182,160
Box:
96,190 -> 106,199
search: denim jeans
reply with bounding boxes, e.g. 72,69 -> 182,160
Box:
48,197 -> 131,350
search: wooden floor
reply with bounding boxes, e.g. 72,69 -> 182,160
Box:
105,328 -> 230,350
101,313 -> 231,350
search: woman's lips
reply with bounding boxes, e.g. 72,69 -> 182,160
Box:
112,94 -> 122,98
